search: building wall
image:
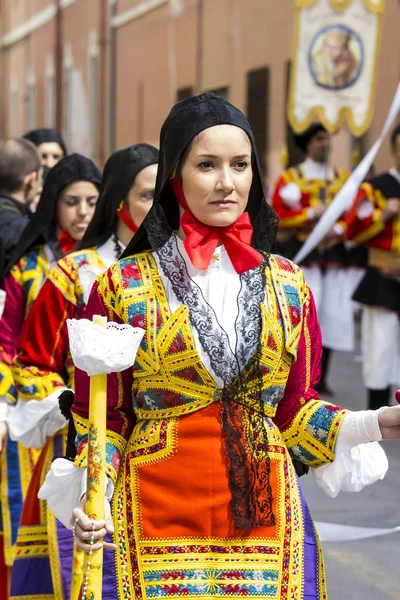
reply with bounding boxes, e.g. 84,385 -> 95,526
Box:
0,0 -> 398,184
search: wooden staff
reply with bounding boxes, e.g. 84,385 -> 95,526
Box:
70,315 -> 108,600
83,314 -> 108,598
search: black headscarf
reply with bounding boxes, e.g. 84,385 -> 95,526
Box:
293,123 -> 327,153
79,144 -> 159,251
122,92 -> 278,258
23,128 -> 67,157
7,154 -> 101,270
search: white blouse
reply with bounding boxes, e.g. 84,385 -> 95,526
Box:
39,236 -> 388,528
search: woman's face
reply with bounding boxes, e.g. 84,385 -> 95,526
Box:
180,124 -> 252,227
38,142 -> 64,169
55,180 -> 99,241
126,163 -> 158,228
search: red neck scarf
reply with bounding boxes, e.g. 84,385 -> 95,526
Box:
170,175 -> 263,274
58,230 -> 77,255
117,201 -> 138,233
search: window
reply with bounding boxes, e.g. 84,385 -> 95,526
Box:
63,45 -> 74,148
207,86 -> 229,100
10,91 -> 19,137
246,67 -> 270,178
285,61 -> 304,167
89,55 -> 98,159
45,55 -> 55,128
26,66 -> 36,130
351,133 -> 368,169
88,31 -> 99,160
176,86 -> 193,102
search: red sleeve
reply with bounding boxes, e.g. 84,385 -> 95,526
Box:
273,290 -> 347,467
274,291 -> 321,431
0,273 -> 25,362
12,278 -> 75,400
344,184 -> 385,245
71,278 -> 135,483
270,174 -> 312,228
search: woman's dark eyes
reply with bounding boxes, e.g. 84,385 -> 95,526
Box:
198,161 -> 248,170
142,192 -> 154,200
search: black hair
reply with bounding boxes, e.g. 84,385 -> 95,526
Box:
390,124 -> 400,150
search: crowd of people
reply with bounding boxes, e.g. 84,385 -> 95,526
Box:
0,93 -> 398,599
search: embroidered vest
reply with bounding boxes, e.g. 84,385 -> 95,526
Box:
99,251 -> 307,422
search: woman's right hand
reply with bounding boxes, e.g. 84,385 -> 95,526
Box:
71,494 -> 117,553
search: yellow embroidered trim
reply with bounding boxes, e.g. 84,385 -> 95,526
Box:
0,361 -> 16,403
12,363 -> 65,401
353,213 -> 385,245
283,400 -> 348,466
0,437 -> 14,566
303,292 -> 312,394
48,248 -> 105,306
47,504 -> 63,598
9,245 -> 51,317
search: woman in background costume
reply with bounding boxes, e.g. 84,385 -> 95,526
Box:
41,94 -> 398,600
8,144 -> 158,600
23,127 -> 67,170
0,154 -> 101,588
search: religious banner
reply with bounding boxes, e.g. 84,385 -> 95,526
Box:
288,0 -> 385,136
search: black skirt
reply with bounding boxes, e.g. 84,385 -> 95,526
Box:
353,267 -> 400,313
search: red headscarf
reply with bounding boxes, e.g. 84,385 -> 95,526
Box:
117,201 -> 138,233
170,174 -> 263,274
58,229 -> 77,254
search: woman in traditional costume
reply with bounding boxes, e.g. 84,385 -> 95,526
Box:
42,93 -> 399,599
8,144 -> 158,600
23,127 -> 67,169
0,154 -> 101,584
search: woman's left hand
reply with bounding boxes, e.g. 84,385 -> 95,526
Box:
378,403 -> 400,440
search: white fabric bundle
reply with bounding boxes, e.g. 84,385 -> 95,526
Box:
67,318 -> 144,376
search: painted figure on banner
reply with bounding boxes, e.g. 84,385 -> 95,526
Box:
288,0 -> 384,136
310,25 -> 362,90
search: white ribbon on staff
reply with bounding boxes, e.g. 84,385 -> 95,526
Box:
294,82 -> 400,265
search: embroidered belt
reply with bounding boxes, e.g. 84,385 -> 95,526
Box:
134,390 -> 276,423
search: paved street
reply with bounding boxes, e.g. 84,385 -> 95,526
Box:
301,346 -> 400,599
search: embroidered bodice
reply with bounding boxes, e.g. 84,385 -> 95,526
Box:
97,235 -> 305,421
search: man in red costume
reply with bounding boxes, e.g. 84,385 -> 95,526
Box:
270,124 -> 365,396
346,124 -> 400,410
